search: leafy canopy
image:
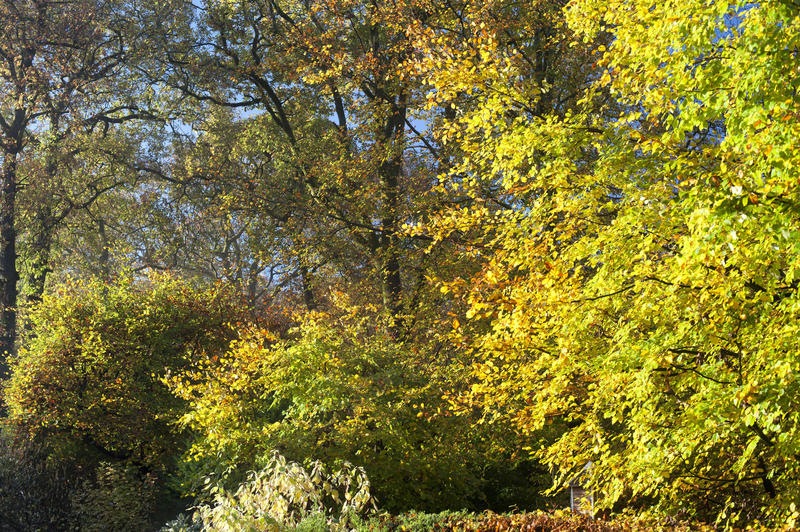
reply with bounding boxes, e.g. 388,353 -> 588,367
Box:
419,0 -> 800,526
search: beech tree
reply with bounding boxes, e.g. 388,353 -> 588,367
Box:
421,0 -> 800,525
5,274 -> 246,470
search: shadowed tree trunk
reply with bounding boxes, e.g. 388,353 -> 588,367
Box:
0,153 -> 19,373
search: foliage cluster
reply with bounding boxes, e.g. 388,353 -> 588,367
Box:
161,451 -> 375,532
360,510 -> 711,532
4,273 -> 244,471
72,462 -> 158,532
406,0 -> 800,527
0,428 -> 82,532
0,274 -> 251,529
168,307 -> 549,512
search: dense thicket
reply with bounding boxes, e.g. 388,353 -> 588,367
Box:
0,0 -> 797,529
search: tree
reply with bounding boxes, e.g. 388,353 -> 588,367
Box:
423,0 -> 800,525
167,308 -> 544,512
18,123 -> 145,302
0,0 -> 149,369
144,0 -> 462,330
124,108 -> 320,308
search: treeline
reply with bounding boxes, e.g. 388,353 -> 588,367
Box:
0,0 -> 798,529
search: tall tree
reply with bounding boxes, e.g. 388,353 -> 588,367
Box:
147,0 -> 453,329
0,0 -> 145,368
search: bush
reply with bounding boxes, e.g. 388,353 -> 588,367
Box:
161,451 -> 375,532
72,462 -> 157,532
356,510 -> 711,531
0,425 -> 82,531
0,424 -> 167,532
4,273 -> 245,472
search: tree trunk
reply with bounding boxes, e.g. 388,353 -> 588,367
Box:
0,155 -> 19,375
376,93 -> 407,331
300,263 -> 316,311
98,218 -> 110,280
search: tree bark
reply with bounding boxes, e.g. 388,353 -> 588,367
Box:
98,218 -> 111,280
0,154 -> 19,375
376,93 -> 407,330
300,263 -> 316,311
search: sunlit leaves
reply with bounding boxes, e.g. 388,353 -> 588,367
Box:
167,307 -> 522,512
418,0 -> 800,526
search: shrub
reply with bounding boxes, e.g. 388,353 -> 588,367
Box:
168,310 -> 525,511
0,425 -> 82,531
161,451 -> 375,532
4,273 -> 244,472
356,510 -> 712,531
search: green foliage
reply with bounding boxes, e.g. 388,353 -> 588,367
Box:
161,451 -> 375,532
72,462 -> 157,532
4,273 -> 243,471
361,510 -> 474,532
168,308 -> 529,512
